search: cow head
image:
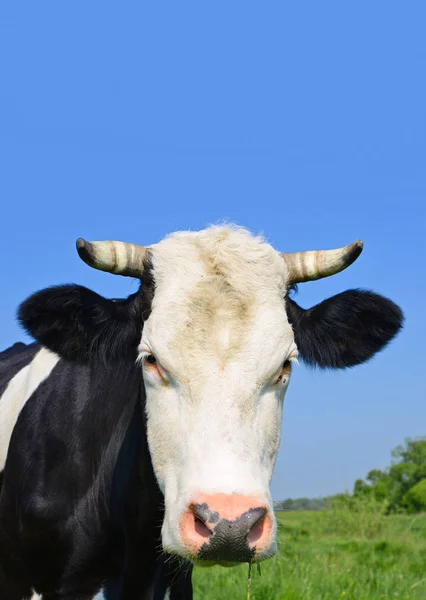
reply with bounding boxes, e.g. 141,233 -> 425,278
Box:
19,226 -> 403,565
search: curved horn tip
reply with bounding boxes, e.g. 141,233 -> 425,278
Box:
76,237 -> 87,251
350,239 -> 364,260
75,237 -> 95,265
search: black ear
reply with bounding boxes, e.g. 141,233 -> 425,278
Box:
286,289 -> 403,369
18,285 -> 144,362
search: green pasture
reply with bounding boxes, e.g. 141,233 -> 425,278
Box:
192,510 -> 426,600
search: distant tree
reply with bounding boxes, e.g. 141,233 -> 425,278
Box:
353,437 -> 426,513
392,438 -> 426,471
387,438 -> 426,510
366,469 -> 385,485
354,478 -> 371,496
401,479 -> 426,513
274,498 -> 295,511
274,497 -> 329,511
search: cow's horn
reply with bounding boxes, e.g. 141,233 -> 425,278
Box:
281,240 -> 363,284
76,239 -> 150,278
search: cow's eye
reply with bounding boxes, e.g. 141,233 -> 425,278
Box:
145,354 -> 157,365
274,354 -> 297,385
142,352 -> 169,382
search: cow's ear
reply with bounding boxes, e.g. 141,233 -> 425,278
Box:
286,289 -> 403,369
18,285 -> 143,362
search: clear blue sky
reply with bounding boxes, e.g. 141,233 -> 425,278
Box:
1,2 -> 424,500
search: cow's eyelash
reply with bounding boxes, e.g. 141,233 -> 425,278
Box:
287,355 -> 299,366
274,355 -> 298,385
139,350 -> 158,367
281,354 -> 299,369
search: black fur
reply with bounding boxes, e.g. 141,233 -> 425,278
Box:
286,289 -> 403,368
17,285 -> 143,363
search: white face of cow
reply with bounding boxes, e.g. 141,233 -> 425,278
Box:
139,227 -> 297,564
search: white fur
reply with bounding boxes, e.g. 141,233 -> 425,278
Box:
0,347 -> 60,472
140,226 -> 297,559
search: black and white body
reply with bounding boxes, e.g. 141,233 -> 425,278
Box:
0,341 -> 192,600
0,225 -> 403,599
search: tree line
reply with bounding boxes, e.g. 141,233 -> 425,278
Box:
275,437 -> 426,514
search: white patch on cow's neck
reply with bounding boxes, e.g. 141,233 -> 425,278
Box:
0,347 -> 60,471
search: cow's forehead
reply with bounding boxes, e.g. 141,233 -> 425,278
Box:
151,226 -> 289,297
142,226 -> 293,374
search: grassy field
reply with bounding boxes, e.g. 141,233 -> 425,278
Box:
192,510 -> 426,600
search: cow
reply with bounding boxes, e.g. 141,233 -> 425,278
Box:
0,225 -> 403,599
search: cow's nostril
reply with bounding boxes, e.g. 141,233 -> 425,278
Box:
194,516 -> 211,539
192,503 -> 215,540
245,507 -> 266,545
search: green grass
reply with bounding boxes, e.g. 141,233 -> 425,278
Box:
192,511 -> 426,599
